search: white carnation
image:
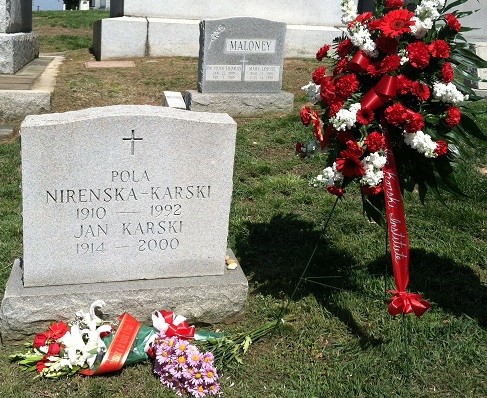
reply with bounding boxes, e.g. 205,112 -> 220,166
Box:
433,82 -> 465,104
317,163 -> 343,186
330,103 -> 361,131
301,81 -> 321,101
403,130 -> 438,158
361,167 -> 384,186
363,152 -> 387,170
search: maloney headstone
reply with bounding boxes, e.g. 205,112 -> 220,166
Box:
197,17 -> 286,94
0,105 -> 248,340
185,17 -> 294,116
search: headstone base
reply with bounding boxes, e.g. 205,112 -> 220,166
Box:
184,90 -> 294,117
466,42 -> 487,93
0,55 -> 63,120
0,32 -> 39,74
1,251 -> 248,342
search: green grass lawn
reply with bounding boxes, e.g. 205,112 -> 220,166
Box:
0,10 -> 486,398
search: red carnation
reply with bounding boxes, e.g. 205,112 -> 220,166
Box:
312,66 -> 327,84
340,140 -> 363,159
376,36 -> 399,55
429,40 -> 450,58
47,342 -> 61,356
334,57 -> 348,75
445,13 -> 461,32
365,132 -> 386,152
407,42 -> 430,68
435,140 -> 449,156
396,74 -> 413,95
445,106 -> 461,128
366,62 -> 381,77
337,38 -> 353,58
327,185 -> 345,197
33,333 -> 48,349
356,108 -> 375,125
377,9 -> 414,38
328,100 -> 344,117
335,73 -> 359,99
320,76 -> 336,104
336,156 -> 365,177
405,112 -> 425,133
379,54 -> 401,74
412,82 -> 430,101
442,62 -> 454,83
47,321 -> 69,340
361,184 -> 384,196
385,0 -> 404,10
300,106 -> 312,126
316,44 -> 331,61
384,103 -> 409,126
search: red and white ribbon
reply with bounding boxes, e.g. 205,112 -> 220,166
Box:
383,130 -> 431,316
152,310 -> 195,339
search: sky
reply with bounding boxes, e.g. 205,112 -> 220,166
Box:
32,0 -> 65,11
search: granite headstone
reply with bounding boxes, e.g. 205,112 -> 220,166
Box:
197,17 -> 286,94
0,105 -> 248,340
21,105 -> 235,287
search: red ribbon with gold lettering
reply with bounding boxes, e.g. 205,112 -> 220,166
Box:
81,312 -> 141,376
383,130 -> 430,316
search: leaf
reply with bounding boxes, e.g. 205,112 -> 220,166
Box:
452,48 -> 487,69
417,182 -> 428,204
455,10 -> 476,19
442,0 -> 471,13
242,336 -> 252,354
459,113 -> 487,141
362,196 -> 385,227
434,156 -> 466,196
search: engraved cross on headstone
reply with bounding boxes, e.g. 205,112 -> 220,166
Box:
123,129 -> 143,155
240,55 -> 247,81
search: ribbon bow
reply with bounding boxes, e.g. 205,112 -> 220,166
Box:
361,74 -> 397,112
152,310 -> 195,339
387,291 -> 431,317
348,50 -> 371,73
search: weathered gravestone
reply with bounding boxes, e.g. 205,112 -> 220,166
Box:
0,105 -> 248,340
0,0 -> 39,74
185,17 -> 294,116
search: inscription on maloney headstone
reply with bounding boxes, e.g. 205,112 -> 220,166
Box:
21,105 -> 237,287
197,17 -> 286,93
